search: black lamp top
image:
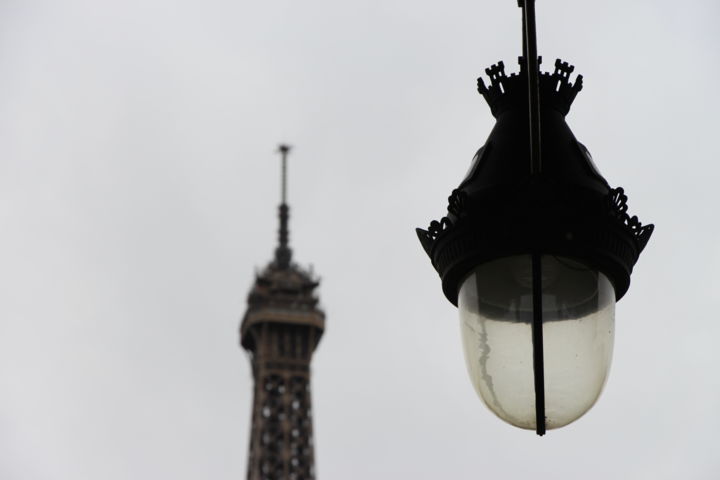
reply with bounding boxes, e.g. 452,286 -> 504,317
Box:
416,60 -> 653,306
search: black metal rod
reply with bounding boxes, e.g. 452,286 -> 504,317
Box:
520,1 -> 545,434
531,253 -> 546,435
520,0 -> 542,175
521,3 -> 527,62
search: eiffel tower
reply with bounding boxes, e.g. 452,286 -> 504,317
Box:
240,145 -> 325,480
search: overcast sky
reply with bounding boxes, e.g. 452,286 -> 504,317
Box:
1,0 -> 720,479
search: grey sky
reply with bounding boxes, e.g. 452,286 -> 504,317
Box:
1,0 -> 719,478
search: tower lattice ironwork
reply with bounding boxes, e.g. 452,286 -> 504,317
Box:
240,145 -> 325,480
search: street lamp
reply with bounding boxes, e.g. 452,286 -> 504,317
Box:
416,0 -> 653,435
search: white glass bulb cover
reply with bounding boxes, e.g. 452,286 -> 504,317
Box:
458,255 -> 615,430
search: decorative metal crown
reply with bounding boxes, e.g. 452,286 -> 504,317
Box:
418,187 -> 653,255
607,187 -> 654,252
477,57 -> 584,117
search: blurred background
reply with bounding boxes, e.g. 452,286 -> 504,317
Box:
1,0 -> 719,478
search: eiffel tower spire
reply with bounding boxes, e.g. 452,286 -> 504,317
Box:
274,144 -> 292,269
241,144 -> 325,480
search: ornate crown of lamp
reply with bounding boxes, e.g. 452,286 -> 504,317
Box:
416,0 -> 653,435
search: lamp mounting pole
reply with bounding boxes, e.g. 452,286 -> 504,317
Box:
519,0 -> 546,436
519,0 -> 542,175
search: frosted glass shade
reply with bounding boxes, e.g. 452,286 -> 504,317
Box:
458,255 -> 615,430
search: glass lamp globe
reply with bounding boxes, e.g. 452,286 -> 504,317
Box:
458,255 -> 615,430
